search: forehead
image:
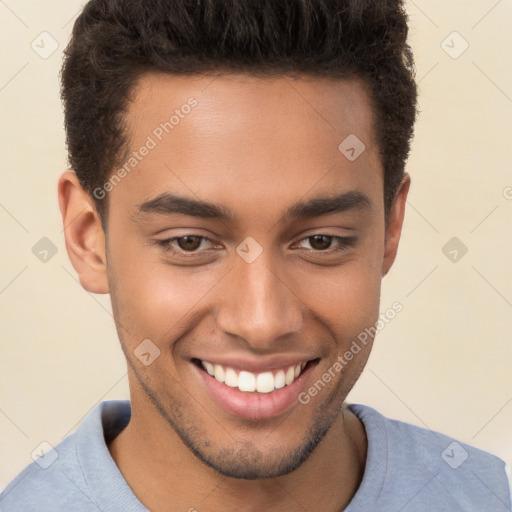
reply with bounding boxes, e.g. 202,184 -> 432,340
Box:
111,71 -> 383,223
127,71 -> 377,147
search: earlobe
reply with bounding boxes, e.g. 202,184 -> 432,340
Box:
381,173 -> 411,277
58,170 -> 109,294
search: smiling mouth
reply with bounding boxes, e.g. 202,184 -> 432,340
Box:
192,358 -> 320,394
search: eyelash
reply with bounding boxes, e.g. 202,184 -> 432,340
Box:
157,234 -> 357,256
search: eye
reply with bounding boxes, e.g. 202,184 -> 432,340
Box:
158,235 -> 216,253
156,233 -> 357,258
296,234 -> 357,252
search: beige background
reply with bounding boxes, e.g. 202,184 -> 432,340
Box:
1,0 -> 511,489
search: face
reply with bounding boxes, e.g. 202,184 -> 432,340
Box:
65,72 -> 408,480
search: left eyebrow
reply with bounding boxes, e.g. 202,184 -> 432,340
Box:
282,190 -> 372,221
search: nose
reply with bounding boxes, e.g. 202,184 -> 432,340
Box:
215,249 -> 304,351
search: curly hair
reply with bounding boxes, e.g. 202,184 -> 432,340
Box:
60,0 -> 418,224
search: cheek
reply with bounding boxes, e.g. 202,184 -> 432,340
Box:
306,266 -> 380,337
107,239 -> 225,344
295,237 -> 384,337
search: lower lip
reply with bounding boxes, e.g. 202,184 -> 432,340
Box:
194,362 -> 317,420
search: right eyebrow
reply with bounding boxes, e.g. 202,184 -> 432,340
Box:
134,193 -> 234,221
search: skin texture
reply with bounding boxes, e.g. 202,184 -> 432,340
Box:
58,72 -> 410,511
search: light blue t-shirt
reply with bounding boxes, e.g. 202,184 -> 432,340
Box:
1,400 -> 510,511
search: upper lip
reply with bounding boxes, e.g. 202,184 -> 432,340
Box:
193,354 -> 319,373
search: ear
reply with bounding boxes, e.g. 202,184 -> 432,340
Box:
58,170 -> 109,294
381,173 -> 410,277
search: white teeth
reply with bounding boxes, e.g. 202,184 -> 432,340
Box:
203,361 -> 215,376
256,372 -> 275,393
238,371 -> 256,392
214,364 -> 225,383
285,366 -> 295,385
274,370 -> 285,389
224,368 -> 238,388
200,360 -> 307,393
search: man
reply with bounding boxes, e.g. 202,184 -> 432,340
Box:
1,0 -> 510,510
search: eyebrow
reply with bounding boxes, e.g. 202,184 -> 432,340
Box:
135,190 -> 372,223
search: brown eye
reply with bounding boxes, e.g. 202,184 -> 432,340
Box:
296,234 -> 357,253
307,235 -> 333,251
157,235 -> 215,254
176,235 -> 203,251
